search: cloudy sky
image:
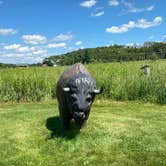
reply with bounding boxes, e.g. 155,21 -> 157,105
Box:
0,0 -> 165,64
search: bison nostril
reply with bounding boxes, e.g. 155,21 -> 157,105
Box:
80,114 -> 85,119
74,112 -> 85,119
80,112 -> 84,116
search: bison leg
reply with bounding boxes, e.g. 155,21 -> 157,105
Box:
58,105 -> 71,130
80,119 -> 87,129
61,115 -> 71,130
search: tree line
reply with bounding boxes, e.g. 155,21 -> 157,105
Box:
46,42 -> 166,66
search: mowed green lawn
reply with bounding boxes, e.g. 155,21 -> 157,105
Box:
0,100 -> 166,166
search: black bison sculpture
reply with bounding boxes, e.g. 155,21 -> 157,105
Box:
56,63 -> 102,129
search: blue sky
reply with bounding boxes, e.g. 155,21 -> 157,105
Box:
0,0 -> 166,64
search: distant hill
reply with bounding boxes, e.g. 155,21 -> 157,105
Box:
45,42 -> 166,66
1,42 -> 166,67
0,63 -> 42,68
0,63 -> 16,68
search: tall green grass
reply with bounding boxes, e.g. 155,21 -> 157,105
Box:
0,60 -> 165,103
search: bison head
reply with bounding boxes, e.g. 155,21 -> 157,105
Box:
63,73 -> 102,126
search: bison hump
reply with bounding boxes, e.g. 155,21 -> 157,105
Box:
57,63 -> 90,87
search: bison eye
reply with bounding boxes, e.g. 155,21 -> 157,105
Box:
86,96 -> 92,102
71,94 -> 77,102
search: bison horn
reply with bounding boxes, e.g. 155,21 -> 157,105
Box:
93,87 -> 103,94
93,89 -> 100,93
63,87 -> 70,92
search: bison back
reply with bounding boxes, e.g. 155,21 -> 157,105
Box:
57,63 -> 90,89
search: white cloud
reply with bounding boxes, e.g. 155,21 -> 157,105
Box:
53,33 -> 73,41
0,53 -> 24,58
29,46 -> 37,51
32,49 -> 47,55
47,43 -> 67,49
0,45 -> 48,64
0,41 -> 49,64
17,46 -> 30,53
91,7 -> 104,17
106,21 -> 135,33
29,47 -> 47,56
32,57 -> 44,63
3,44 -> 21,50
22,34 -> 47,44
0,53 -> 46,64
3,44 -> 31,53
136,17 -> 162,29
91,11 -> 104,17
147,5 -> 154,11
122,1 -> 154,14
106,16 -> 162,34
2,43 -> 47,55
108,0 -> 119,6
80,0 -> 97,8
0,28 -> 18,35
75,41 -> 83,46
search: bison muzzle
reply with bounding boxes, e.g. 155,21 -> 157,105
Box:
56,63 -> 102,130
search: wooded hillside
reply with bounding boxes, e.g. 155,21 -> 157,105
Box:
46,42 -> 166,65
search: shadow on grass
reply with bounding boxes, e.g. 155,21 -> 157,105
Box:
45,116 -> 80,140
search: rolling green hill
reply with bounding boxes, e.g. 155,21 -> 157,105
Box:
46,42 -> 166,66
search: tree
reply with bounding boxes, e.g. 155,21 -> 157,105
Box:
151,52 -> 158,61
82,50 -> 91,64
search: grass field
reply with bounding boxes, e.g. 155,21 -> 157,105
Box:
0,100 -> 166,166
